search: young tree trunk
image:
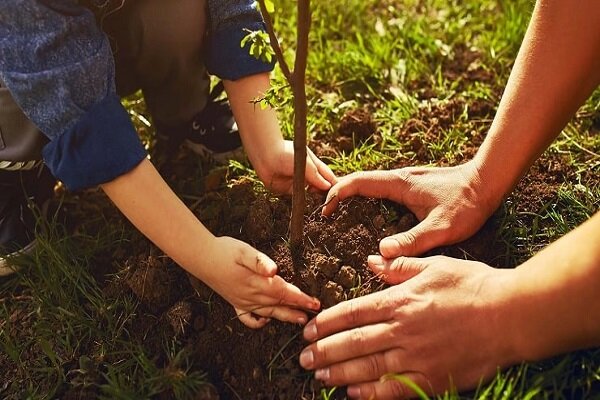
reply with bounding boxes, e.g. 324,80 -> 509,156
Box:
289,0 -> 311,254
256,0 -> 311,262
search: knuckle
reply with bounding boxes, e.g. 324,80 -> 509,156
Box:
400,231 -> 418,255
387,380 -> 408,399
349,328 -> 366,347
365,354 -> 384,377
263,307 -> 276,318
391,256 -> 408,272
344,301 -> 361,326
277,287 -> 287,305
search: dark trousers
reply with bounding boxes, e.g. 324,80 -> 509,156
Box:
0,0 -> 210,165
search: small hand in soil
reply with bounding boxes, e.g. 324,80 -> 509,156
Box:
256,141 -> 337,194
199,236 -> 321,328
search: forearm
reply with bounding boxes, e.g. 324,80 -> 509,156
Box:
474,0 -> 600,205
224,73 -> 283,176
504,211 -> 600,361
100,159 -> 214,277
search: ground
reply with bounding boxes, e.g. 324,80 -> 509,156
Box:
1,0 -> 600,399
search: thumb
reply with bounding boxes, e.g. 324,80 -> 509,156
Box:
367,255 -> 427,284
307,148 -> 337,191
238,242 -> 278,277
379,215 -> 448,257
305,156 -> 333,191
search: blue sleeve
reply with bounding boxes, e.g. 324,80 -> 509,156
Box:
206,0 -> 275,80
0,0 -> 147,191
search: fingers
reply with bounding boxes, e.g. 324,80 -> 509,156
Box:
235,307 -> 270,329
303,288 -> 395,342
307,148 -> 337,190
247,304 -> 311,325
237,243 -> 278,276
235,276 -> 321,326
309,348 -> 405,386
263,275 -> 321,311
346,372 -> 429,400
367,255 -> 427,284
322,170 -> 406,217
379,213 -> 450,257
300,322 -> 402,371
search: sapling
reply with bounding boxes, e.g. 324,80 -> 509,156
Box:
244,0 -> 312,261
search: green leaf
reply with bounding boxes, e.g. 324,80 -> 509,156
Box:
264,0 -> 275,13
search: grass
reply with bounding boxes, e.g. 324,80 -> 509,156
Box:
2,0 -> 600,399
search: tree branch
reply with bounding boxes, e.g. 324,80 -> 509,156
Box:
256,0 -> 294,84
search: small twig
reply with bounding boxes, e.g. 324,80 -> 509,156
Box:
256,0 -> 293,83
267,330 -> 302,370
0,295 -> 33,304
223,381 -> 244,400
561,130 -> 600,158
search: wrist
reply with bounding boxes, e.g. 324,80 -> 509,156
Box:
481,268 -> 527,367
471,140 -> 525,209
252,139 -> 285,182
462,159 -> 505,217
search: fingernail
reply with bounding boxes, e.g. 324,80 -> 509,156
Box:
312,297 -> 321,310
299,349 -> 314,368
367,255 -> 384,269
381,238 -> 399,250
315,368 -> 330,381
297,316 -> 307,325
347,386 -> 361,398
304,321 -> 318,341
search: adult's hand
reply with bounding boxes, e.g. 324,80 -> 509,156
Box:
299,255 -> 519,399
322,161 -> 500,257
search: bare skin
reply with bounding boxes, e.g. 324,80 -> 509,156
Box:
302,0 -> 600,397
102,73 -> 335,328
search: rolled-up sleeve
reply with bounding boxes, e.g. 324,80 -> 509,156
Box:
0,0 -> 147,191
206,0 -> 275,80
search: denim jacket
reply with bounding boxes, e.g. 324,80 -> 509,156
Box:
0,0 -> 273,190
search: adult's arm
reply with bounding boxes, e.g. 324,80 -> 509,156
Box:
299,211 -> 600,399
322,0 -> 600,257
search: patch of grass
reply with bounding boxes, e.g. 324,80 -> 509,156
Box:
0,215 -> 211,399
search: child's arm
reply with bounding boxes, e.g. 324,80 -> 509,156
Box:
224,73 -> 337,194
101,158 -> 320,328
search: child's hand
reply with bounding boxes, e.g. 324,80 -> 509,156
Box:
200,236 -> 321,328
257,140 -> 337,194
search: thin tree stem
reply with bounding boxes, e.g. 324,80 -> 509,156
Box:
289,0 -> 311,252
256,0 -> 293,83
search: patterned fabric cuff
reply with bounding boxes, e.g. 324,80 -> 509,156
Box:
42,94 -> 147,191
205,21 -> 275,81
